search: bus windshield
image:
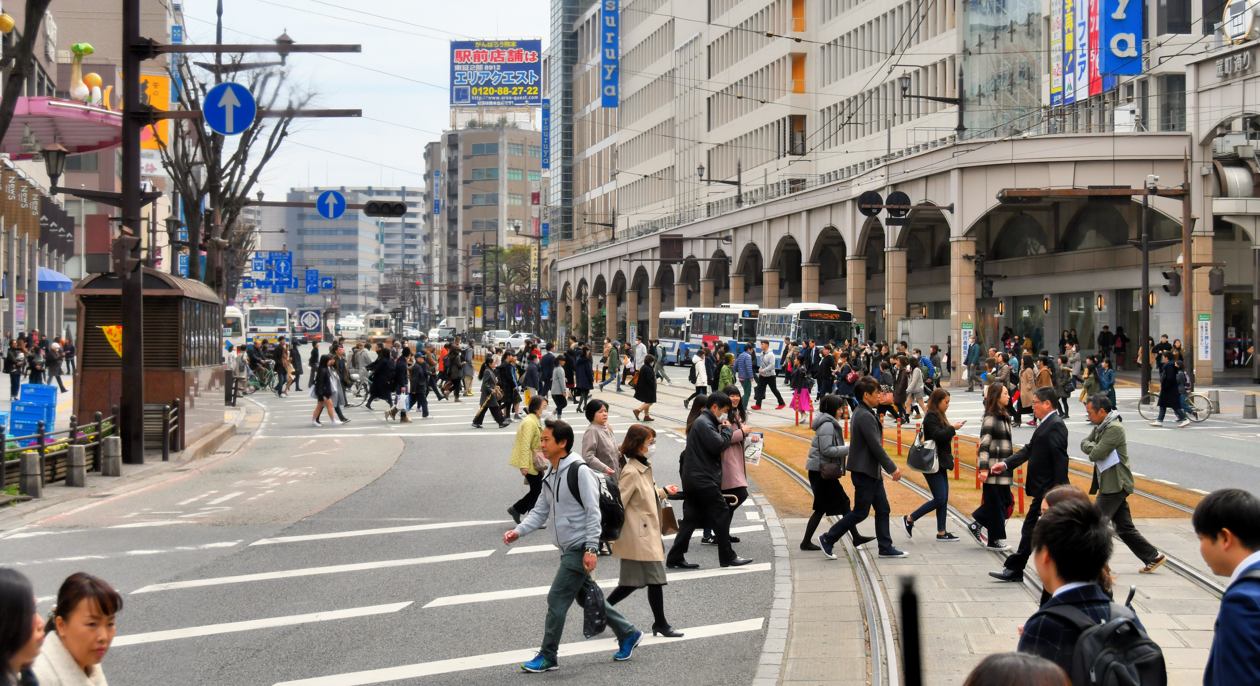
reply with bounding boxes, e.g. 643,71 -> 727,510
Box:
248,308 -> 288,328
798,319 -> 852,346
659,318 -> 686,340
223,315 -> 243,338
365,315 -> 391,329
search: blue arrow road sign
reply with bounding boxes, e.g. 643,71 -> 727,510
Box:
306,284 -> 319,295
271,280 -> 285,294
316,190 -> 346,220
242,277 -> 254,289
290,276 -> 300,288
203,82 -> 256,136
305,268 -> 319,286
274,258 -> 292,277
320,277 -> 334,290
252,258 -> 266,272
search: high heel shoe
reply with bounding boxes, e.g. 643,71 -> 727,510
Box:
652,623 -> 684,638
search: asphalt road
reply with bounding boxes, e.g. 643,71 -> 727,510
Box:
0,384 -> 773,685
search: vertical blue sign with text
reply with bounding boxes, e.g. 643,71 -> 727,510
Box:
600,0 -> 620,107
1099,0 -> 1143,75
540,99 -> 551,169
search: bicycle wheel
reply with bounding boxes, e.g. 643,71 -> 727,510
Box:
346,380 -> 369,407
1137,393 -> 1158,421
1187,393 -> 1212,423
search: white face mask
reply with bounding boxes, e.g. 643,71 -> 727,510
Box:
647,443 -> 657,458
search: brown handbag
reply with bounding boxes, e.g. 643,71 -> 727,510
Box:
659,502 -> 679,536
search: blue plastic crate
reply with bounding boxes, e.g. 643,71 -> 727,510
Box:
19,384 -> 57,404
9,418 -> 43,437
10,402 -> 54,430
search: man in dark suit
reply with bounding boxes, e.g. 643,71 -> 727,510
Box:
1017,498 -> 1139,674
539,343 -> 557,396
988,386 -> 1070,582
1195,489 -> 1260,686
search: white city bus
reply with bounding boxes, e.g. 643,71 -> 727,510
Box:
755,302 -> 856,367
657,307 -> 742,364
223,305 -> 245,357
245,306 -> 291,345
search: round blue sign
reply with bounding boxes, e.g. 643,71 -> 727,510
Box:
317,190 -> 347,220
203,82 -> 256,136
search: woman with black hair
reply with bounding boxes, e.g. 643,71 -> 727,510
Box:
573,347 -> 595,412
507,394 -> 549,524
632,354 -> 658,422
801,394 -> 871,550
702,385 -> 758,545
0,568 -> 43,686
581,399 -> 618,477
33,572 -> 123,686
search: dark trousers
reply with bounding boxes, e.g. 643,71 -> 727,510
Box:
9,371 -> 21,398
551,393 -> 568,418
823,472 -> 894,553
1004,494 -> 1045,573
816,376 -> 833,400
540,548 -> 634,662
972,483 -> 1012,541
755,376 -> 785,405
668,486 -> 736,564
685,385 -> 707,407
407,392 -> 429,417
909,469 -> 949,532
512,471 -> 544,516
1096,491 -> 1159,564
1057,396 -> 1070,417
473,395 -> 505,426
740,378 -> 752,412
705,486 -> 748,538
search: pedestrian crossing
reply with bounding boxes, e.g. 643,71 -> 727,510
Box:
92,391 -> 775,684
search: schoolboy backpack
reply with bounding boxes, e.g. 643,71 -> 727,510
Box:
1035,603 -> 1166,686
567,463 -> 625,542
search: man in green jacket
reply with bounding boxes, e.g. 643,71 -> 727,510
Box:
1081,393 -> 1166,574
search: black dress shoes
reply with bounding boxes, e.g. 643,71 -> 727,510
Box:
721,556 -> 753,568
989,569 -> 1024,583
666,558 -> 699,570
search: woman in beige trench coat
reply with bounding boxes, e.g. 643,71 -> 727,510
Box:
607,423 -> 684,638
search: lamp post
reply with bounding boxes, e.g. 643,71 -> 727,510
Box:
698,161 -> 743,207
514,220 -> 544,336
899,71 -> 966,137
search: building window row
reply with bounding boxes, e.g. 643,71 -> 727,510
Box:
471,167 -> 499,180
623,19 -> 674,77
709,119 -> 791,180
817,56 -> 954,149
708,0 -> 786,79
708,56 -> 789,131
470,142 -> 499,156
619,165 -> 674,214
621,70 -> 674,127
819,0 -> 939,87
472,219 -> 499,231
620,117 -> 676,170
470,193 -> 498,205
624,0 -> 668,36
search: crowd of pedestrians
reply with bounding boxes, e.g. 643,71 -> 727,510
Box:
4,330 -> 74,398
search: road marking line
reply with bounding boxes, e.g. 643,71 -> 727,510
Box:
113,602 -> 413,647
272,617 -> 765,685
250,520 -> 512,546
255,432 -> 520,439
131,550 -> 496,593
505,525 -> 766,556
177,491 -> 218,506
745,511 -> 762,521
423,563 -> 770,608
207,491 -> 245,506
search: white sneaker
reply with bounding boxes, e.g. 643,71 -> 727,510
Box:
1177,419 -> 1190,428
333,419 -> 345,425
312,419 -> 323,427
1149,421 -> 1161,427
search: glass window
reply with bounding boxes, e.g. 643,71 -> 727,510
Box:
528,170 -> 541,182
509,193 -> 524,206
471,142 -> 499,156
659,318 -> 686,339
1158,0 -> 1192,34
507,168 -> 524,181
528,145 -> 542,158
1159,75 -> 1186,132
508,143 -> 525,156
471,167 -> 499,180
65,154 -> 100,173
471,193 -> 499,206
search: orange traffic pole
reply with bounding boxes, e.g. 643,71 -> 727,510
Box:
1017,468 -> 1026,515
843,416 -> 850,439
896,424 -> 903,456
953,436 -> 960,480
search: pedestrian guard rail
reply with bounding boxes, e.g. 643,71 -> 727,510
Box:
1,407 -> 118,493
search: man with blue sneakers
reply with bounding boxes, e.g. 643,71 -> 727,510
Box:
1195,488 -> 1260,686
504,419 -> 642,673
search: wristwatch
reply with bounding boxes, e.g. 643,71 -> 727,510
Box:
584,546 -> 599,556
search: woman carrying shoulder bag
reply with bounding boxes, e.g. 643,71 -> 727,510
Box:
506,395 -> 549,524
701,385 -> 758,545
903,388 -> 963,541
968,382 -> 1014,550
607,424 -> 684,638
800,394 -> 872,551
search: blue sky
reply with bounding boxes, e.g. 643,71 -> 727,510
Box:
182,0 -> 550,197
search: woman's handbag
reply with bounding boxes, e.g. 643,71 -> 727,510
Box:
532,449 -> 550,472
820,460 -> 845,480
906,429 -> 938,473
659,501 -> 679,536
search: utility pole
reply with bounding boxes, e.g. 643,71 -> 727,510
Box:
120,0 -> 144,462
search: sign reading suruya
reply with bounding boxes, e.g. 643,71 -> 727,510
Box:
600,0 -> 620,108
1099,0 -> 1143,75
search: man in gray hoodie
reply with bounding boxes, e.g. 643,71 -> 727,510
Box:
504,419 -> 642,672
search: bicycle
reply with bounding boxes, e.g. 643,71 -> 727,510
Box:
345,371 -> 370,407
249,360 -> 277,394
1137,391 -> 1212,423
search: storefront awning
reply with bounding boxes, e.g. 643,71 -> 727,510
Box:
1,97 -> 124,160
37,266 -> 73,292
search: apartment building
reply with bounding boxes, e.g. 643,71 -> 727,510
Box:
422,123 -> 543,325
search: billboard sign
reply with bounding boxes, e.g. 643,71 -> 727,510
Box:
1099,0 -> 1143,75
600,0 -> 620,107
540,98 -> 551,169
450,39 -> 542,107
1050,0 -> 1064,106
1074,0 -> 1089,102
1063,0 -> 1076,105
1088,0 -> 1102,96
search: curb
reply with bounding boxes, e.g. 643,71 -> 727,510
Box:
172,405 -> 247,463
752,494 -> 792,686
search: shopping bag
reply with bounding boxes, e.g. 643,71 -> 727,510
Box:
743,433 -> 764,466
659,502 -> 679,536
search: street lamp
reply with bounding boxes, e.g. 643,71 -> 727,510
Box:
514,220 -> 545,336
42,143 -> 69,189
698,161 -> 743,207
898,70 -> 965,137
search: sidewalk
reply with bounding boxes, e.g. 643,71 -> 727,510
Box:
1,378 -> 75,433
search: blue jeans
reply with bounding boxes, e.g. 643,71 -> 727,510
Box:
909,469 -> 949,533
407,392 -> 428,417
599,372 -> 621,391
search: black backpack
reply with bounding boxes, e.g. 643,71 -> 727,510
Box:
1036,602 -> 1166,686
566,463 -> 625,542
688,361 -> 698,384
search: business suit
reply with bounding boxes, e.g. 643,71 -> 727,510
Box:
1000,410 -> 1069,574
1018,583 -> 1124,675
1205,559 -> 1260,686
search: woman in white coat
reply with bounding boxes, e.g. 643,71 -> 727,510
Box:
33,573 -> 121,686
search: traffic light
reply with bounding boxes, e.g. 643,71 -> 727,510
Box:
363,201 -> 408,218
1161,269 -> 1181,296
1208,267 -> 1225,295
112,234 -> 141,274
981,278 -> 994,298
